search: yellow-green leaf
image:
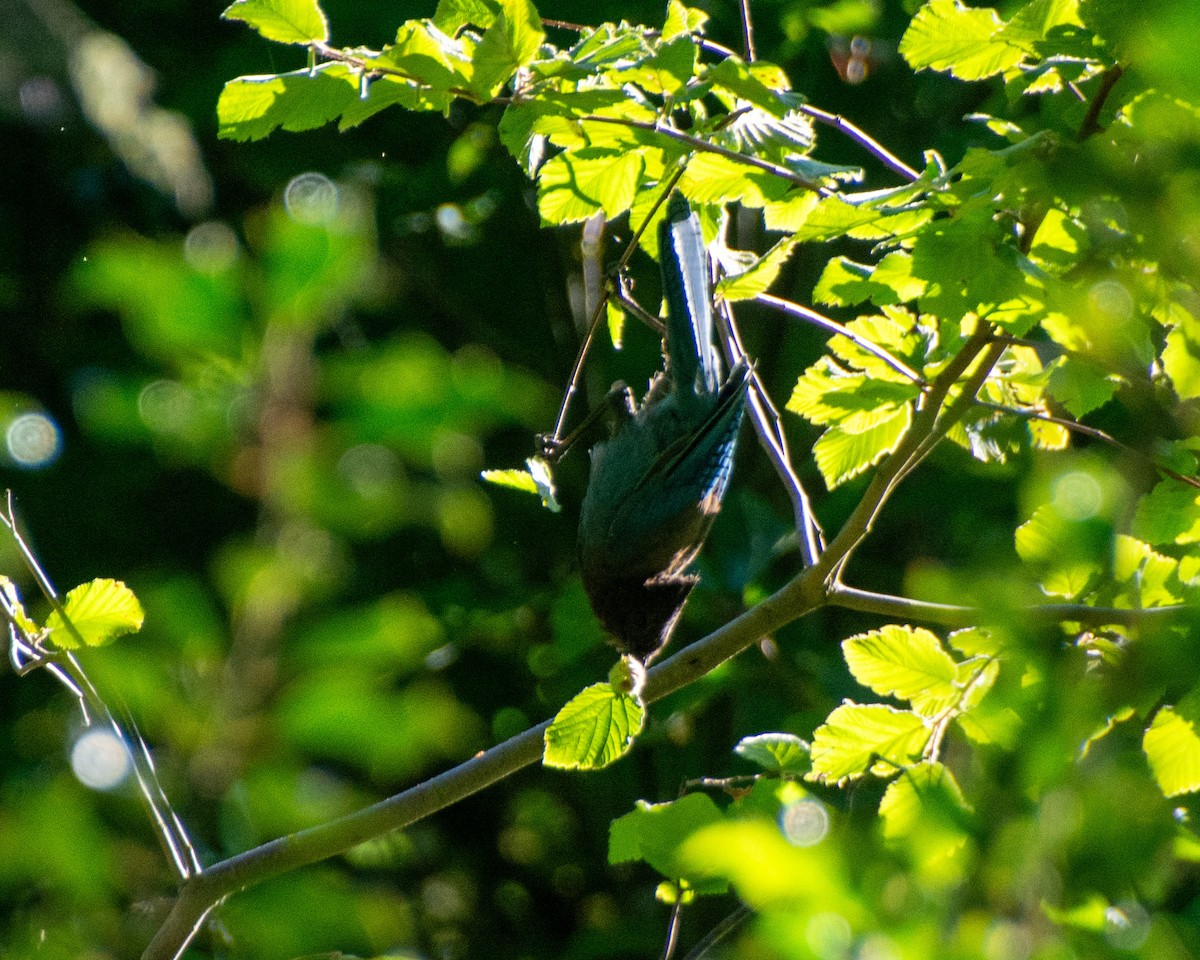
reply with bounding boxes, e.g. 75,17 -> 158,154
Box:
222,0 -> 329,44
813,403 -> 912,489
544,682 -> 645,769
1145,702 -> 1200,798
45,579 -> 145,650
842,625 -> 958,709
808,703 -> 930,784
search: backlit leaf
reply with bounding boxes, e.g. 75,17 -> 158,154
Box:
544,683 -> 645,769
222,0 -> 329,44
45,579 -> 145,650
809,703 -> 930,784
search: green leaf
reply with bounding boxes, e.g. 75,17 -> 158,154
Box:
378,20 -> 476,96
775,195 -> 885,242
678,153 -> 790,208
469,0 -> 545,99
704,58 -> 791,118
899,0 -> 1026,80
808,703 -> 930,785
787,359 -> 920,426
878,760 -> 970,841
609,793 -> 726,887
715,236 -> 799,301
222,0 -> 329,44
878,761 -> 972,885
735,733 -> 811,774
1162,305 -> 1200,400
543,683 -> 645,769
1131,479 -> 1200,546
1145,699 -> 1200,798
538,149 -> 645,224
662,0 -> 709,39
432,0 -> 498,33
218,66 -> 364,142
812,403 -> 912,489
45,579 -> 145,650
1045,356 -> 1116,417
842,625 -> 959,709
481,457 -> 560,512
813,253 -> 925,307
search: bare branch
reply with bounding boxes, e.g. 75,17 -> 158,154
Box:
798,104 -> 921,181
720,303 -> 823,565
754,293 -> 925,385
1077,64 -> 1124,142
828,584 -> 1190,629
738,0 -> 756,62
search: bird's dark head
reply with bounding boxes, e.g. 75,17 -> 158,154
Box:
582,570 -> 699,662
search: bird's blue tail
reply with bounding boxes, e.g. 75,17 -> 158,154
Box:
659,193 -> 720,396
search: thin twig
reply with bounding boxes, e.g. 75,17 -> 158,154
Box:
680,905 -> 752,960
1077,64 -> 1124,142
581,115 -> 831,195
754,293 -> 925,385
720,303 -> 823,565
811,323 -> 996,586
975,399 -> 1200,492
738,0 -> 756,62
1,496 -> 201,881
798,104 -> 921,181
827,584 -> 1190,629
661,898 -> 685,960
614,281 -> 668,335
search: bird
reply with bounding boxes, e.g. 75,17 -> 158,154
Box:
577,193 -> 750,663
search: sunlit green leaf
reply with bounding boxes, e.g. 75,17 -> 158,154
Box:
481,457 -> 560,512
813,403 -> 912,489
735,733 -> 811,774
1132,480 -> 1200,546
900,0 -> 1026,80
1162,305 -> 1200,400
218,66 -> 369,141
843,625 -> 958,709
662,0 -> 709,39
544,683 -> 645,769
45,579 -> 145,650
538,149 -> 644,224
469,0 -> 545,99
222,0 -> 329,44
1145,700 -> 1200,798
878,762 -> 972,882
678,153 -> 790,208
808,703 -> 930,784
716,236 -> 799,301
432,0 -> 498,33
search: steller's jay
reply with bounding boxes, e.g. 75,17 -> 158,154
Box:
578,194 -> 750,662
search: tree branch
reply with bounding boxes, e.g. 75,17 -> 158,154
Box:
142,559 -> 829,960
1077,64 -> 1124,142
797,104 -> 922,181
720,303 -> 823,565
754,293 -> 925,385
827,584 -> 1191,629
810,323 -> 996,586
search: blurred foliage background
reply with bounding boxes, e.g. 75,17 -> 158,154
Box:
3,0 -> 1200,958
